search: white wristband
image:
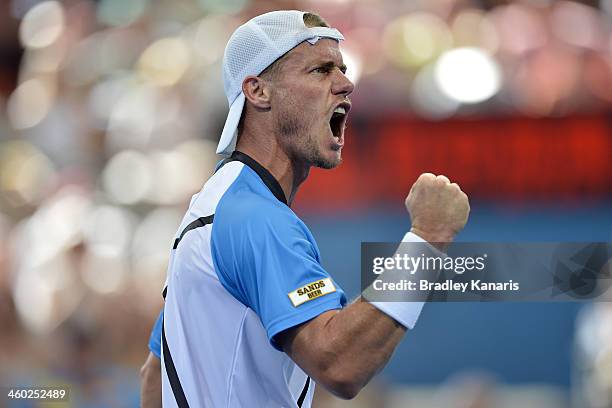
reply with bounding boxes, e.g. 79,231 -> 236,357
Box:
401,231 -> 447,256
402,231 -> 427,244
368,299 -> 425,330
364,231 -> 443,329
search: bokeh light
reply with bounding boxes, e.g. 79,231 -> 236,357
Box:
342,28 -> 386,77
102,150 -> 153,205
81,249 -> 129,295
0,140 -> 56,207
137,37 -> 192,87
131,208 -> 183,301
196,0 -> 250,14
82,205 -> 135,257
106,83 -> 160,150
19,1 -> 65,49
184,15 -> 232,69
341,47 -> 363,86
550,1 -> 603,50
97,0 -> 149,27
509,47 -> 581,116
11,186 -> 92,334
88,72 -> 134,124
434,47 -> 502,104
451,9 -> 499,53
383,13 -> 452,70
26,186 -> 92,263
21,42 -> 66,74
147,139 -> 217,205
81,204 -> 134,295
492,4 -> 548,56
410,65 -> 459,120
13,263 -> 56,334
7,77 -> 56,129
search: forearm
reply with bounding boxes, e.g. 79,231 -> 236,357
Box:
323,298 -> 406,382
140,352 -> 162,408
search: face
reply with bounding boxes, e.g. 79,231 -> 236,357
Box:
267,39 -> 354,169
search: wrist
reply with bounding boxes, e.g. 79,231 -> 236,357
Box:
409,227 -> 453,252
363,231 -> 445,329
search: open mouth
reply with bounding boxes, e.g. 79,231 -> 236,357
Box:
329,105 -> 348,139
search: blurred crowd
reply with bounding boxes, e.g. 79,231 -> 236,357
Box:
0,0 -> 611,406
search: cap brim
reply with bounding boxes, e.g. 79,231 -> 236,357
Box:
216,92 -> 246,157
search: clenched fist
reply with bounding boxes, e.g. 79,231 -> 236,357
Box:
405,173 -> 470,246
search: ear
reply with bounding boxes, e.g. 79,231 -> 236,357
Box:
242,76 -> 271,110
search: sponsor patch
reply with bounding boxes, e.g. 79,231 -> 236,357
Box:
288,278 -> 336,307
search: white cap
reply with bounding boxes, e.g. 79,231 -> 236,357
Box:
216,10 -> 344,157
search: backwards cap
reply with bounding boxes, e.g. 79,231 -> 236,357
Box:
216,10 -> 344,157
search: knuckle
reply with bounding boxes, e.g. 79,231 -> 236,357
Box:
419,173 -> 436,182
436,175 -> 450,184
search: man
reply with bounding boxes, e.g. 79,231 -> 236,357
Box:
141,10 -> 469,407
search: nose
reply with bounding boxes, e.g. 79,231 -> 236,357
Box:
332,70 -> 354,97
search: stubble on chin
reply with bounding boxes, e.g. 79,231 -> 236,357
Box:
314,156 -> 341,170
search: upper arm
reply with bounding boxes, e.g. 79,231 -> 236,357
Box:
211,201 -> 346,349
276,309 -> 338,362
276,299 -> 408,400
275,309 -> 361,400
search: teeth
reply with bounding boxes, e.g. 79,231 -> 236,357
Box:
333,106 -> 346,115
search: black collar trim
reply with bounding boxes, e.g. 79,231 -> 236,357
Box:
219,151 -> 288,205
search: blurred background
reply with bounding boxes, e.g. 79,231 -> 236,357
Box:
0,0 -> 610,407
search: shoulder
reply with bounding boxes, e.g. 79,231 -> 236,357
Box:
217,194 -> 306,243
213,197 -> 316,261
215,169 -> 301,230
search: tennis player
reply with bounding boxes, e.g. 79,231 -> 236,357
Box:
140,10 -> 469,407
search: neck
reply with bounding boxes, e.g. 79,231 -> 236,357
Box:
236,136 -> 309,206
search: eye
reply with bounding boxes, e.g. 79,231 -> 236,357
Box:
311,66 -> 329,74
